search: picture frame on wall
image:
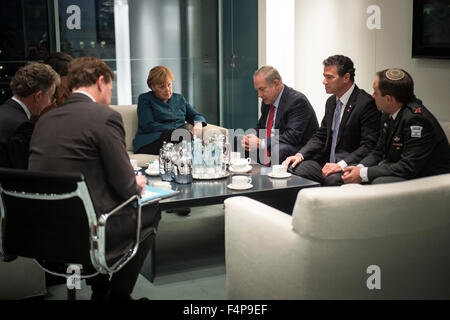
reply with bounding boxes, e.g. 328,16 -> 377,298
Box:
412,0 -> 450,59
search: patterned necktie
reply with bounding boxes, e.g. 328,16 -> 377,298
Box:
329,99 -> 343,163
264,105 -> 275,166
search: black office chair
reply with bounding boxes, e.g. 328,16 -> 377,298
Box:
0,168 -> 149,300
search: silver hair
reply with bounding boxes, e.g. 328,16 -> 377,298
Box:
254,66 -> 283,85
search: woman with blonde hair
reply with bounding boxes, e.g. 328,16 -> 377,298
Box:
133,65 -> 206,154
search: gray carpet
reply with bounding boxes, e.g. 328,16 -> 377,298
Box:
45,205 -> 227,300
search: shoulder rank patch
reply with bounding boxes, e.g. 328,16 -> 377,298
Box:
410,126 -> 423,138
412,107 -> 422,114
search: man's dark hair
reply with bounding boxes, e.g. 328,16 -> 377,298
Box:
44,52 -> 73,77
323,55 -> 355,82
377,68 -> 414,104
67,57 -> 114,91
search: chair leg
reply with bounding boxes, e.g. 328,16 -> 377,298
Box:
67,287 -> 77,300
149,237 -> 156,283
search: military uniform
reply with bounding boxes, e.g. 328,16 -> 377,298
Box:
360,98 -> 450,182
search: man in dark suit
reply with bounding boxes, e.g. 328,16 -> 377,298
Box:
29,57 -> 160,300
0,62 -> 59,169
283,55 -> 381,185
242,66 -> 318,165
342,68 -> 450,184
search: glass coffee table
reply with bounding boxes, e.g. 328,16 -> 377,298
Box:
141,164 -> 319,282
144,164 -> 319,214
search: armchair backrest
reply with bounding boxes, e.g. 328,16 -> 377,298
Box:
292,174 -> 450,239
0,169 -> 94,265
109,104 -> 229,155
0,168 -> 141,277
110,104 -> 137,153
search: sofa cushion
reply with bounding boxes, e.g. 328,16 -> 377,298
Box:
292,173 -> 450,239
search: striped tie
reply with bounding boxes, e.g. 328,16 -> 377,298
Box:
329,99 -> 343,163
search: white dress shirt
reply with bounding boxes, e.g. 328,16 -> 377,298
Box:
11,97 -> 31,120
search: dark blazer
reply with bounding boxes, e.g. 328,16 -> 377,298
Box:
256,85 -> 318,163
0,99 -> 33,169
361,98 -> 450,181
29,93 -> 160,258
298,85 -> 381,165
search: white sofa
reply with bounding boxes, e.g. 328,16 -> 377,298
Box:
110,105 -> 228,167
225,173 -> 450,299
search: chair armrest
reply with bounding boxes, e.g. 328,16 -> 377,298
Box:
96,194 -> 142,274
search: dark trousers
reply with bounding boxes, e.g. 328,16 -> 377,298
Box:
288,159 -> 344,186
87,234 -> 154,296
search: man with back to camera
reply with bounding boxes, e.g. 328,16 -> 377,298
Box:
342,68 -> 450,184
29,57 -> 160,300
283,55 -> 381,185
242,65 -> 319,165
0,62 -> 59,169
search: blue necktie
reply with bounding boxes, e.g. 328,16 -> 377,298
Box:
329,99 -> 343,163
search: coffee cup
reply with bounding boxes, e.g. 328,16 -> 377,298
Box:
272,164 -> 287,176
231,175 -> 252,187
230,152 -> 241,162
130,159 -> 139,170
231,157 -> 251,170
147,161 -> 159,172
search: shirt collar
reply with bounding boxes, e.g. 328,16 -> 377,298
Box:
273,85 -> 285,108
337,83 -> 355,107
74,90 -> 96,102
391,109 -> 400,120
11,96 -> 31,120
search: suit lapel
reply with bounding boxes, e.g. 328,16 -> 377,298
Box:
336,85 -> 359,144
260,103 -> 270,129
325,98 -> 335,143
274,86 -> 289,129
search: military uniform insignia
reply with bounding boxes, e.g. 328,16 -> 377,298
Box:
393,136 -> 401,142
410,126 -> 423,138
412,107 -> 422,114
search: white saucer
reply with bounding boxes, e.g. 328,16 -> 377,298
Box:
268,172 -> 292,179
229,165 -> 252,173
145,168 -> 160,176
133,166 -> 142,171
227,183 -> 253,191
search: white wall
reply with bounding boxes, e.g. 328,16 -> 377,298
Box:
260,0 -> 450,122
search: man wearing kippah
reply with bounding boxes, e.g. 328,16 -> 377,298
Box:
342,68 -> 450,184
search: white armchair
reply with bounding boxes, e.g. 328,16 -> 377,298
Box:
224,173 -> 450,299
110,105 -> 228,167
